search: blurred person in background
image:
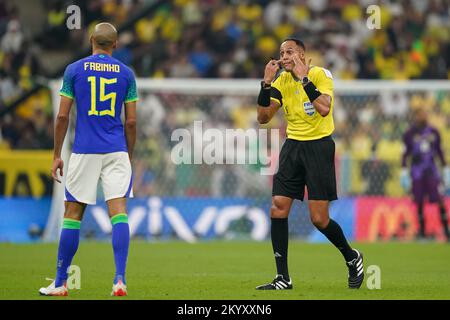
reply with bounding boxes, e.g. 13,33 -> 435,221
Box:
361,141 -> 391,196
401,108 -> 450,241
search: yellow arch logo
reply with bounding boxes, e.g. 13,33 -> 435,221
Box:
368,203 -> 416,241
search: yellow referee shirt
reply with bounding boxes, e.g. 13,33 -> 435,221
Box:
270,66 -> 334,141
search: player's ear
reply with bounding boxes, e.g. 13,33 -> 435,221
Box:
113,40 -> 117,49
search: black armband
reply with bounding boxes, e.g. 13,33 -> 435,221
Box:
257,81 -> 271,107
303,81 -> 322,102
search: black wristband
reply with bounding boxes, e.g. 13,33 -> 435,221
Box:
257,82 -> 271,107
303,81 -> 321,102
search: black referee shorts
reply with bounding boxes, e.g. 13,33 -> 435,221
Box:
272,136 -> 338,201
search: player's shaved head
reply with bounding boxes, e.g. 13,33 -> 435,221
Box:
91,22 -> 118,50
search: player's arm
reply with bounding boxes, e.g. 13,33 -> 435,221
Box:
401,131 -> 412,168
434,129 -> 450,187
124,70 -> 138,161
292,56 -> 331,117
434,129 -> 446,167
257,59 -> 281,124
400,131 -> 412,190
124,101 -> 136,161
52,96 -> 73,183
52,64 -> 75,183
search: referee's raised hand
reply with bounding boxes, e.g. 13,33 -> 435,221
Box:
263,58 -> 281,85
292,54 -> 311,81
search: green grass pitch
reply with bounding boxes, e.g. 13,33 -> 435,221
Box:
0,241 -> 449,300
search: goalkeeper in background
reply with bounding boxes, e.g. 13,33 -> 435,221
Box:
39,23 -> 138,296
401,108 -> 450,241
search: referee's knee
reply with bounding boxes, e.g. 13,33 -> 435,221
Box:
270,199 -> 290,218
310,214 -> 329,230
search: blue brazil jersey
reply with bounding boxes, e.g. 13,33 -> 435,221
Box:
60,54 -> 138,154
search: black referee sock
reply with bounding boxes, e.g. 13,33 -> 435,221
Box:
271,218 -> 290,281
318,219 -> 356,262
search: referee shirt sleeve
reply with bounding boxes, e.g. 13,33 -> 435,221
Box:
315,68 -> 334,100
270,75 -> 283,106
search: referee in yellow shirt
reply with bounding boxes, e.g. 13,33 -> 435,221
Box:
255,38 -> 364,290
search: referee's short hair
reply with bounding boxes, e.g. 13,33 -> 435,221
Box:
283,38 -> 306,51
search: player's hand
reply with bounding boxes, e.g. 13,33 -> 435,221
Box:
400,168 -> 411,191
292,54 -> 311,81
52,158 -> 64,183
263,58 -> 281,85
444,166 -> 450,189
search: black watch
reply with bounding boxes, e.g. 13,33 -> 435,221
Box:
301,76 -> 310,86
261,81 -> 271,89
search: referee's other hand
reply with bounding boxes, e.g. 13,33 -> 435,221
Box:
263,58 -> 281,85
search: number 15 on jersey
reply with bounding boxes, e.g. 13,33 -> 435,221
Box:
87,76 -> 117,117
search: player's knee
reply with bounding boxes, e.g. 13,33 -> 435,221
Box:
107,197 -> 127,216
64,211 -> 83,221
64,202 -> 85,220
310,214 -> 329,229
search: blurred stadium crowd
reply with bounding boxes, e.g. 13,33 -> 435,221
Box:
0,0 -> 449,197
36,0 -> 450,80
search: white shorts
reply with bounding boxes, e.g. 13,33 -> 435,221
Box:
64,152 -> 133,205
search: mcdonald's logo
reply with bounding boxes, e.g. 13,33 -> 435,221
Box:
368,203 -> 416,241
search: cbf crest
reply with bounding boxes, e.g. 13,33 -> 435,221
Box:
303,101 -> 315,116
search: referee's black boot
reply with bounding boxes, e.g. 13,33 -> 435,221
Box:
346,249 -> 364,289
256,275 -> 292,290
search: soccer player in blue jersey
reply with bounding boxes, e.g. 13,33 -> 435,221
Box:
39,23 -> 138,296
401,109 -> 450,241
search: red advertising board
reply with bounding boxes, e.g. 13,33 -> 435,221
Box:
355,197 -> 450,242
